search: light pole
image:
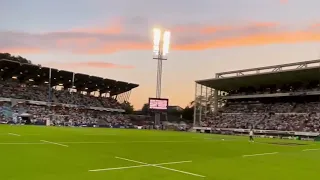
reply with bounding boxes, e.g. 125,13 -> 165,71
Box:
152,28 -> 171,125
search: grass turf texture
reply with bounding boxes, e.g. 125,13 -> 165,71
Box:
0,125 -> 319,180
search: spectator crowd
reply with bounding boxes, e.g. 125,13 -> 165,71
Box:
199,80 -> 320,133
0,79 -> 134,127
0,80 -> 185,130
1,101 -> 138,128
201,101 -> 320,132
0,79 -> 122,109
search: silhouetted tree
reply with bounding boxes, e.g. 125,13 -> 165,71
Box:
0,53 -> 11,60
141,103 -> 149,115
122,101 -> 134,114
182,106 -> 194,122
167,107 -> 183,118
0,53 -> 32,64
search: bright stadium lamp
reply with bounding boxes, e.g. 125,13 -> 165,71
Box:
162,31 -> 171,56
152,27 -> 171,126
153,28 -> 170,60
153,28 -> 161,56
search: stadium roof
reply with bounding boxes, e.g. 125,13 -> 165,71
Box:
0,59 -> 138,96
196,59 -> 320,91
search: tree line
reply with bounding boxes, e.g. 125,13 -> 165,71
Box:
0,53 -> 32,64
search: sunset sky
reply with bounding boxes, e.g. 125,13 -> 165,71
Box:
1,0 -> 320,109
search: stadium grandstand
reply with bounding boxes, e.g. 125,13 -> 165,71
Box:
0,56 -> 141,127
193,59 -> 320,140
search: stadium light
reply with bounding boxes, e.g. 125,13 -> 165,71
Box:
152,27 -> 171,126
162,31 -> 171,56
153,28 -> 161,56
153,28 -> 170,60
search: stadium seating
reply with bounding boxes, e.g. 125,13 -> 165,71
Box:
201,95 -> 320,132
196,60 -> 320,133
0,79 -> 123,108
0,79 -> 163,129
0,55 -> 142,127
0,79 -> 137,126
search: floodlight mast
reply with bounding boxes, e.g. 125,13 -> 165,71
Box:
153,28 -> 170,126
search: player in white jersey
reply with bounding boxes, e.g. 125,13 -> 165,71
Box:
12,112 -> 18,125
18,117 -> 22,124
249,129 -> 254,142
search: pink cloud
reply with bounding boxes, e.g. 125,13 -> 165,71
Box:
2,20 -> 320,55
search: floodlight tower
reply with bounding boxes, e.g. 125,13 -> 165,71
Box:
153,28 -> 171,125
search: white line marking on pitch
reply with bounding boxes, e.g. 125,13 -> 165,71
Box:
156,161 -> 192,165
89,161 -> 192,172
114,156 -> 205,178
8,133 -> 21,136
89,164 -> 150,172
40,140 -> 69,147
154,164 -> 204,177
115,156 -> 151,164
59,142 -> 117,144
302,149 -> 320,152
242,152 -> 279,157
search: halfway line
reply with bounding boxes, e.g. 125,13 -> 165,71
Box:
40,140 -> 68,147
242,152 -> 278,157
8,133 -> 21,136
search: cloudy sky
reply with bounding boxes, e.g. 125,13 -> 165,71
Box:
1,0 -> 320,109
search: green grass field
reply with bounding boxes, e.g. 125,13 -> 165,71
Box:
0,125 -> 319,180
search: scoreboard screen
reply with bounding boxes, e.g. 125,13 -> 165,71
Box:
148,98 -> 169,111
